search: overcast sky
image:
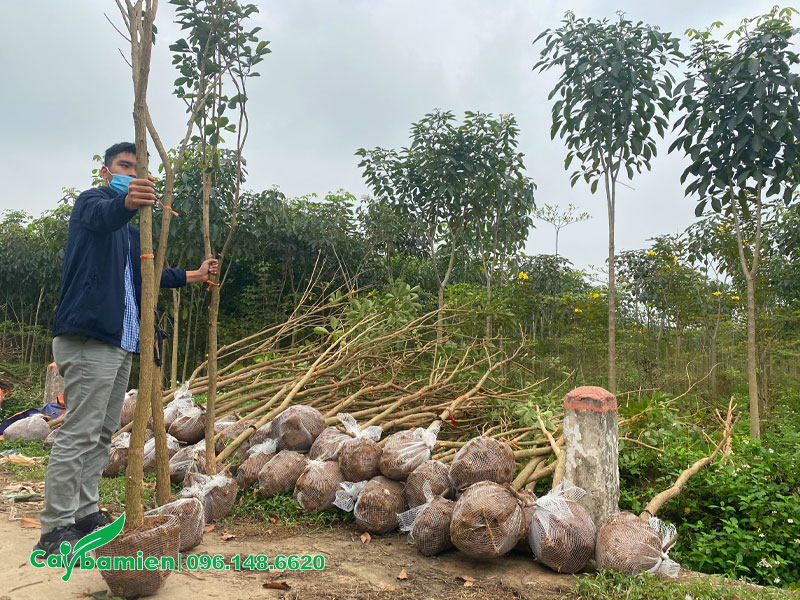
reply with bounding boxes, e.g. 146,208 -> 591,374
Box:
0,0 -> 777,273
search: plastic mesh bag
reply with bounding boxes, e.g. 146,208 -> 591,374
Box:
595,511 -> 680,577
405,460 -> 450,508
3,413 -> 51,441
250,420 -> 273,446
257,450 -> 307,497
215,416 -> 257,458
236,440 -> 278,489
143,434 -> 181,472
294,459 -> 345,512
103,432 -> 131,477
398,482 -> 455,556
448,436 -> 515,492
309,426 -> 351,461
528,482 -> 596,573
180,471 -> 238,523
379,422 -> 441,480
169,441 -> 207,483
450,481 -> 523,558
119,389 -> 138,428
353,476 -> 407,534
164,383 -> 194,429
168,403 -> 206,444
146,497 -> 205,552
270,405 -> 325,452
336,413 -> 383,481
44,426 -> 60,448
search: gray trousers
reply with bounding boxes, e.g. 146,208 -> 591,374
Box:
40,334 -> 132,533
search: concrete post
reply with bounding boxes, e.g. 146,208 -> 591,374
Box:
44,362 -> 64,405
563,385 -> 619,527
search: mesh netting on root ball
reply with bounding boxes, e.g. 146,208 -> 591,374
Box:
44,426 -> 60,448
119,389 -> 138,428
236,440 -> 277,489
398,482 -> 455,556
2,414 -> 51,441
448,436 -> 515,492
146,497 -> 205,552
334,476 -> 407,534
94,514 -> 180,599
528,483 -> 597,573
294,459 -> 345,512
168,403 -> 206,444
103,432 -> 131,477
163,383 -> 194,429
143,434 -> 181,472
180,471 -> 239,523
270,405 -> 325,452
595,511 -> 680,577
405,460 -> 451,508
450,481 -> 524,559
379,422 -> 440,481
215,416 -> 257,458
309,427 -> 351,461
169,442 -> 207,484
257,450 -> 307,497
336,413 -> 383,481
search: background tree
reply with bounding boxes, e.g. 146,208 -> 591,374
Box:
671,7 -> 800,437
534,11 -> 682,392
533,202 -> 591,257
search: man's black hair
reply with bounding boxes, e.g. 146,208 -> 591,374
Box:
104,142 -> 137,166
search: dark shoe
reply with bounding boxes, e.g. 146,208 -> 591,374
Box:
74,510 -> 110,534
33,524 -> 83,559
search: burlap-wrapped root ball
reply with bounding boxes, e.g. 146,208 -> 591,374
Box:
169,442 -> 207,483
215,416 -> 257,458
143,434 -> 181,472
163,385 -> 194,429
398,481 -> 455,556
338,438 -> 382,482
95,514 -> 180,598
309,427 -> 351,460
270,405 -> 325,452
354,476 -> 407,534
168,403 -> 206,444
236,440 -> 277,489
528,484 -> 596,573
257,450 -> 307,497
119,389 -> 138,428
294,459 -> 346,512
103,432 -> 131,477
596,512 -> 680,577
146,497 -> 205,552
3,414 -> 51,441
180,471 -> 239,523
379,423 -> 441,481
448,436 -> 515,492
406,460 -> 451,508
250,420 -> 273,446
450,481 -> 523,558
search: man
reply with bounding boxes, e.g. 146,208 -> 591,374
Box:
36,142 -> 217,555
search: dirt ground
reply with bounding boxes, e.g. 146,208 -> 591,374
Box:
0,474 -> 578,600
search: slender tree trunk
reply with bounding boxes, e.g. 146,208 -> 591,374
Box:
710,305 -> 721,398
604,166 -> 617,393
745,275 -> 760,438
28,287 -> 44,364
182,293 -> 194,383
171,289 -> 180,388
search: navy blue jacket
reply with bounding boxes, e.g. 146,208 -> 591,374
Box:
53,186 -> 186,348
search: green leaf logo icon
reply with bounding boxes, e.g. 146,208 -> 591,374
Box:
61,513 -> 126,582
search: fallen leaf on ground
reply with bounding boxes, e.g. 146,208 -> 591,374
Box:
203,524 -> 215,533
221,533 -> 236,541
360,532 -> 371,544
262,582 -> 291,590
268,513 -> 281,525
20,517 -> 41,529
457,575 -> 476,582
397,569 -> 408,580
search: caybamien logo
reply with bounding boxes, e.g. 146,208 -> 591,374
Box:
30,513 -> 126,582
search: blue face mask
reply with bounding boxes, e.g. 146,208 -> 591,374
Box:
109,173 -> 134,195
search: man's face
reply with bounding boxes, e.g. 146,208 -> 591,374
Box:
100,152 -> 137,185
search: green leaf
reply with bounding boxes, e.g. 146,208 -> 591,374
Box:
313,327 -> 329,335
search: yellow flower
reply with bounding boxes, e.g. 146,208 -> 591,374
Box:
592,293 -> 600,299
633,321 -> 637,325
713,291 -> 722,296
731,295 -> 740,301
518,271 -> 529,280
718,226 -> 724,231
648,251 -> 656,256
684,507 -> 691,515
673,257 -> 677,263
665,264 -> 670,269
574,308 -> 582,313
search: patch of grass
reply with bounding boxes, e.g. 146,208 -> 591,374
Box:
0,438 -> 50,480
575,571 -> 800,600
228,488 -> 352,529
99,472 -> 159,511
0,438 -> 49,457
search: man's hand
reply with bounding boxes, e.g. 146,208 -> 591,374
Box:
124,176 -> 156,211
186,258 -> 219,283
